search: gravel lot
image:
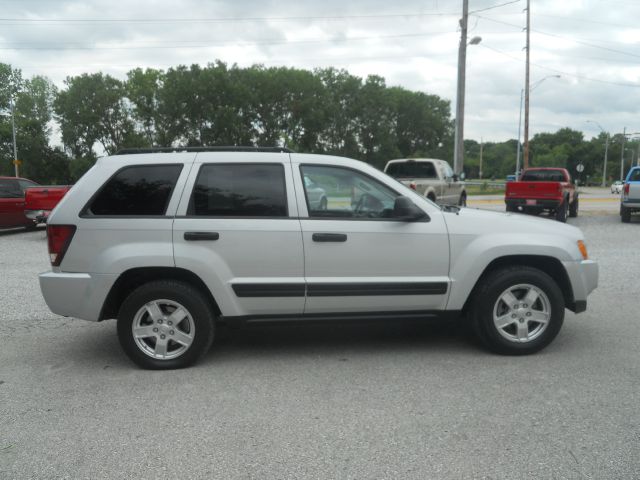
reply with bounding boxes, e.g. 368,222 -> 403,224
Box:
1,211 -> 639,479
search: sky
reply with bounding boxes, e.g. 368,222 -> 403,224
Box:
1,0 -> 640,143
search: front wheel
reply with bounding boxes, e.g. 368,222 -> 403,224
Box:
458,192 -> 467,207
117,280 -> 215,369
471,266 -> 565,355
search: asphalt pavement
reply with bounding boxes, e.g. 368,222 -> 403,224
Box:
1,207 -> 639,479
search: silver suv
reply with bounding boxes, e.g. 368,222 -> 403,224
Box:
40,148 -> 598,369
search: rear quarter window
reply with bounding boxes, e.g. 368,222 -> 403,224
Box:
86,164 -> 183,216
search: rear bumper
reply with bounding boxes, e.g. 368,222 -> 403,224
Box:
39,271 -> 117,321
506,198 -> 562,209
24,209 -> 50,223
621,199 -> 640,210
562,259 -> 598,313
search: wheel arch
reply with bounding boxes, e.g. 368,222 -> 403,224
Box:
462,255 -> 575,314
99,267 -> 222,321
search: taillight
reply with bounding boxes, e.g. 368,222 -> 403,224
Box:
624,183 -> 630,195
409,181 -> 417,190
47,225 -> 76,267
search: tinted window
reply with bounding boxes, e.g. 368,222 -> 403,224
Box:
190,164 -> 287,217
386,161 -> 437,179
301,165 -> 399,219
0,179 -> 21,198
629,169 -> 640,182
18,180 -> 39,192
521,170 -> 566,182
88,165 -> 182,216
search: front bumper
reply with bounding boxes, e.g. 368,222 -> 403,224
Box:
25,209 -> 50,223
39,271 -> 118,321
562,259 -> 598,313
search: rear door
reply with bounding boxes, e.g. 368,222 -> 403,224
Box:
173,153 -> 305,318
0,179 -> 27,227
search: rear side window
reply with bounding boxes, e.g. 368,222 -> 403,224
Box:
190,164 -> 287,217
87,164 -> 182,216
629,169 -> 640,182
0,179 -> 21,198
386,161 -> 436,179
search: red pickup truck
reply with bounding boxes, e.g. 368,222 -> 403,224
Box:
504,167 -> 578,222
24,184 -> 72,224
0,176 -> 70,229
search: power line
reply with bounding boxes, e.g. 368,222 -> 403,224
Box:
0,30 -> 457,50
474,14 -> 640,60
479,43 -> 640,88
469,0 -> 521,14
0,12 -> 458,25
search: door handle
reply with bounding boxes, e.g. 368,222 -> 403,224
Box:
184,231 -> 219,241
312,233 -> 347,242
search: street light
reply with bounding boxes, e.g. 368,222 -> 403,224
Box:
515,75 -> 560,176
586,120 -> 609,187
452,0 -> 481,176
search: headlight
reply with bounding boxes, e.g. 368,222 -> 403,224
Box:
577,240 -> 589,260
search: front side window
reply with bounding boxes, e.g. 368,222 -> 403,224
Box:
87,164 -> 182,216
301,165 -> 399,219
190,164 -> 287,217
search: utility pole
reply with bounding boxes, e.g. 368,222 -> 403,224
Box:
602,134 -> 609,186
620,126 -> 626,181
515,89 -> 524,176
523,0 -> 531,169
479,137 -> 484,179
453,0 -> 469,176
10,93 -> 19,177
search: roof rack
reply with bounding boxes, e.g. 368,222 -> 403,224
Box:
115,146 -> 294,155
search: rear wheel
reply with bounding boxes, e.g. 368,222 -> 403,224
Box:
621,206 -> 631,223
471,266 -> 565,355
555,200 -> 568,222
117,280 -> 215,369
569,196 -> 579,217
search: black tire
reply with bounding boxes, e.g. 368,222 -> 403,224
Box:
117,280 -> 215,369
470,266 -> 565,355
427,193 -> 436,203
458,192 -> 467,207
569,196 -> 579,218
319,196 -> 328,210
621,206 -> 631,223
555,199 -> 568,222
506,204 -> 516,212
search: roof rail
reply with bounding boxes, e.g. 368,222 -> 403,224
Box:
114,146 -> 294,155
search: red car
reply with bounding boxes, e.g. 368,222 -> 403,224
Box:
504,167 -> 579,222
0,176 -> 39,228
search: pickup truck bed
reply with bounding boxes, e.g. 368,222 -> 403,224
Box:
24,185 -> 71,224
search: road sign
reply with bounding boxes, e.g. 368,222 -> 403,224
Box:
576,163 -> 584,173
12,159 -> 21,166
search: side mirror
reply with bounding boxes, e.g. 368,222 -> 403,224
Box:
393,196 -> 428,221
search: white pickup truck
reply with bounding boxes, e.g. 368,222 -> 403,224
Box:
384,158 -> 467,206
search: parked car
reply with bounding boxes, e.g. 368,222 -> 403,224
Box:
24,185 -> 72,224
620,167 -> 640,223
39,148 -> 598,369
505,167 -> 578,222
611,180 -> 624,194
0,176 -> 39,229
383,158 -> 466,206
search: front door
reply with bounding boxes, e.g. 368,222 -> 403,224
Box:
292,159 -> 450,315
